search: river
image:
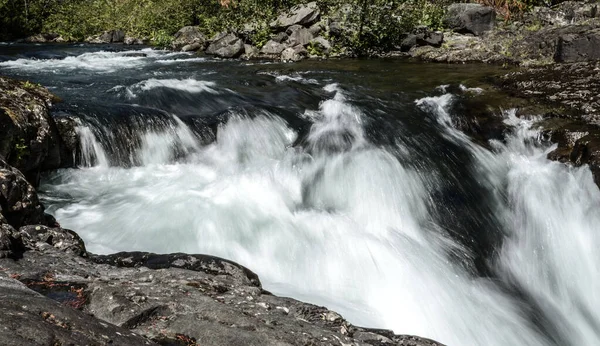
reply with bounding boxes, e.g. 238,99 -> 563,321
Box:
1,43 -> 598,346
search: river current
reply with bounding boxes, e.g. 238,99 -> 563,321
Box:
1,44 -> 598,346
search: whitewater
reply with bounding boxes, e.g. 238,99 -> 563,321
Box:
1,46 -> 598,346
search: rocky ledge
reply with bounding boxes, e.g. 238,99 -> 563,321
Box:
0,76 -> 442,345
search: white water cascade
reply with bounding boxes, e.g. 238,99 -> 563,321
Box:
40,84 -> 600,346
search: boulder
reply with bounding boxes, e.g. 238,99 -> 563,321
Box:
281,45 -> 308,62
23,33 -> 59,43
0,239 -> 444,346
172,26 -> 207,51
95,30 -> 125,43
444,3 -> 496,36
272,31 -> 289,43
308,21 -> 324,36
124,36 -> 146,45
0,276 -> 153,346
243,44 -> 260,59
555,28 -> 600,63
260,40 -> 287,55
0,77 -> 66,184
20,225 -> 87,257
288,27 -> 314,47
205,33 -> 245,58
0,160 -> 46,229
309,36 -> 332,55
270,1 -> 320,29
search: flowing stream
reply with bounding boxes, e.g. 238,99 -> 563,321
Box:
1,44 -> 598,346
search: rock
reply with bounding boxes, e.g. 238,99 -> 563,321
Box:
288,27 -> 314,46
308,21 -> 324,36
444,3 -> 496,36
23,33 -> 59,43
181,42 -> 203,52
309,36 -> 332,55
260,40 -> 286,55
0,159 -> 46,229
20,225 -> 86,257
243,44 -> 259,59
91,30 -> 125,43
172,26 -> 207,51
124,36 -> 146,45
53,114 -> 79,168
272,32 -> 289,43
0,276 -> 154,346
0,241 -> 444,346
281,45 -> 308,62
0,77 -> 68,184
401,35 -> 417,52
270,1 -> 320,29
206,32 -> 245,58
416,30 -> 443,48
555,28 -> 600,62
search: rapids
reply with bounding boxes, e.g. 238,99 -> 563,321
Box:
1,44 -> 598,346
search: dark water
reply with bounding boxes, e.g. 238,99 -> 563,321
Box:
1,43 -> 598,346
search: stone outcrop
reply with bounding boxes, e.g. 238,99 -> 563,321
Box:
86,30 -> 125,44
0,77 -> 74,185
0,227 -> 444,346
555,28 -> 600,62
444,3 -> 496,36
205,32 -> 245,59
270,1 -> 320,29
172,26 -> 207,52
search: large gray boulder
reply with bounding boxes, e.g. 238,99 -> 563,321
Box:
444,3 -> 495,36
281,45 -> 308,62
87,30 -> 125,43
260,40 -> 287,55
555,28 -> 600,62
288,27 -> 314,46
206,32 -> 245,58
172,26 -> 207,51
270,1 -> 320,29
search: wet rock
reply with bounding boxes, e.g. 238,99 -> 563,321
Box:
0,77 -> 66,184
444,3 -> 496,36
270,1 -> 320,29
260,40 -> 286,55
555,28 -> 600,62
20,225 -> 87,257
53,114 -> 79,168
0,242 -> 443,346
172,26 -> 206,51
0,159 -> 46,229
0,276 -> 154,346
205,32 -> 245,59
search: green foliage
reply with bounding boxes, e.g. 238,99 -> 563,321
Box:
331,0 -> 451,55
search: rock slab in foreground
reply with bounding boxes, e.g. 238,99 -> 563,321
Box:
0,225 -> 444,346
